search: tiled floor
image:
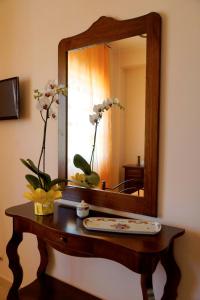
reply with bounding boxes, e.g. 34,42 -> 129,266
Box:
0,277 -> 10,300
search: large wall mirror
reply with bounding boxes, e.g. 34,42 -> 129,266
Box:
58,12 -> 161,216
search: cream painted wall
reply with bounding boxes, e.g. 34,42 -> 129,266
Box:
0,1 -> 200,299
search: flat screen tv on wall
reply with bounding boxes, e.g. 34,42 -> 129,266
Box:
0,77 -> 20,120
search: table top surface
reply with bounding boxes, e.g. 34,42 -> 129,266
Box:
6,202 -> 185,254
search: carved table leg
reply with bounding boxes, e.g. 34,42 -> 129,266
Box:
37,237 -> 48,278
141,273 -> 155,300
161,241 -> 181,300
6,230 -> 23,300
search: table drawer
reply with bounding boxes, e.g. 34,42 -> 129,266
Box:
43,229 -> 93,255
125,168 -> 144,179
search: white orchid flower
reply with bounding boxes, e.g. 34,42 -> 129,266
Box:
106,98 -> 113,105
36,96 -> 51,111
113,97 -> 119,105
44,90 -> 55,98
57,83 -> 65,90
102,98 -> 112,110
89,113 -> 99,125
102,100 -> 107,107
50,112 -> 57,119
52,93 -> 59,103
49,108 -> 57,119
93,104 -> 104,113
45,80 -> 58,91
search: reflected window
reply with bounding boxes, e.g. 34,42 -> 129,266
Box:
68,45 -> 113,186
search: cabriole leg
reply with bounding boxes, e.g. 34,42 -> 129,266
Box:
161,241 -> 181,300
6,230 -> 23,300
37,237 -> 48,278
141,273 -> 155,300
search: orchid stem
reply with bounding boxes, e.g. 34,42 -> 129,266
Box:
37,110 -> 48,187
90,121 -> 98,171
37,97 -> 54,186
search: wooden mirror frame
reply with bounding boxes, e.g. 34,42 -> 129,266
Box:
58,12 -> 161,217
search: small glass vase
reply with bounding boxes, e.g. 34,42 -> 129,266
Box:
34,201 -> 54,215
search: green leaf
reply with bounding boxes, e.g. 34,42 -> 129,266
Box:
27,159 -> 51,181
25,174 -> 41,189
71,179 -> 91,188
21,159 -> 41,176
21,159 -> 50,179
73,154 -> 91,175
21,158 -> 37,174
85,171 -> 100,187
49,178 -> 70,189
21,158 -> 52,190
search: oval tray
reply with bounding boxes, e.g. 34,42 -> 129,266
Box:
83,217 -> 161,235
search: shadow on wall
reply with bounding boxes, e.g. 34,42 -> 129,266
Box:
19,78 -> 31,119
176,230 -> 200,300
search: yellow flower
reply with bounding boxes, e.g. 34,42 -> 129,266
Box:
23,187 -> 62,203
71,172 -> 93,188
51,184 -> 61,191
71,172 -> 86,183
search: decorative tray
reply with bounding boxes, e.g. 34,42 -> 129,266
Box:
83,217 -> 161,235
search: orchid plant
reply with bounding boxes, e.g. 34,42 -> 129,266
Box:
21,80 -> 68,203
72,97 -> 124,188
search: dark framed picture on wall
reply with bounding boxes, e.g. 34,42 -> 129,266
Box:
0,77 -> 20,120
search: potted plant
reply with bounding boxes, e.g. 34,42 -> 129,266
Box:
72,97 -> 124,188
21,80 -> 68,215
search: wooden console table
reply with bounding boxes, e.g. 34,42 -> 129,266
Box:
6,202 -> 184,300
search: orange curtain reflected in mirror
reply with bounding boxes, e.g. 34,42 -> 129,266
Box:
68,44 -> 112,187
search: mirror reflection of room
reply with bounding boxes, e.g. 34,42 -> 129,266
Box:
68,36 -> 146,196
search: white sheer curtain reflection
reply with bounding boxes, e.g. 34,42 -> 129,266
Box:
68,44 -> 112,187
